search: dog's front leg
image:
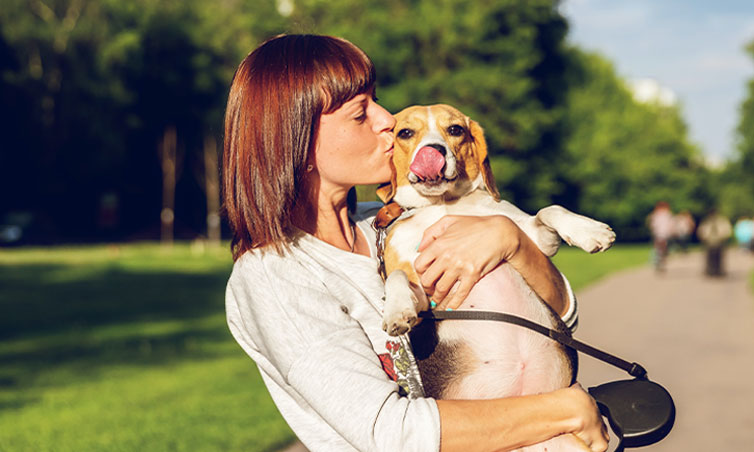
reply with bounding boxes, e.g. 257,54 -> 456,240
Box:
493,199 -> 564,257
535,205 -> 616,254
382,269 -> 429,336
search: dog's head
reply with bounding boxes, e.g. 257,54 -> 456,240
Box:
377,104 -> 499,207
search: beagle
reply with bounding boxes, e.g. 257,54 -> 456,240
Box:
376,104 -> 615,451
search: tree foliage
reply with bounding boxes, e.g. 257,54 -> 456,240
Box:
0,0 -> 724,243
722,39 -> 754,219
0,0 -> 283,241
292,0 -> 573,211
559,50 -> 712,238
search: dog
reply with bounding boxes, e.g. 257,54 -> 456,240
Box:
375,104 -> 615,451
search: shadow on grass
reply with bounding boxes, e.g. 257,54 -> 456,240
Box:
0,324 -> 234,380
0,263 -> 229,340
0,259 -> 239,401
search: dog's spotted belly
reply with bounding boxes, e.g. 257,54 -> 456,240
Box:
411,264 -> 576,400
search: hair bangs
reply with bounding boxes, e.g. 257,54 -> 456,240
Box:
316,38 -> 376,114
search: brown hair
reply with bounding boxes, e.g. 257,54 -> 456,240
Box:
222,34 -> 376,260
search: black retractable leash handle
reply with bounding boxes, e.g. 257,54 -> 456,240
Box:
419,310 -> 675,451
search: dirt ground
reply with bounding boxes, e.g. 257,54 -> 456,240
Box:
577,248 -> 754,451
281,247 -> 754,452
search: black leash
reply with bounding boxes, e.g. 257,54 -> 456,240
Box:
418,310 -> 648,379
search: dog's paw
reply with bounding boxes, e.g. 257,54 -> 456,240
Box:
382,309 -> 418,336
562,219 -> 616,253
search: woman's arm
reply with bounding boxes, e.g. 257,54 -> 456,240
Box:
437,384 -> 608,452
414,215 -> 568,315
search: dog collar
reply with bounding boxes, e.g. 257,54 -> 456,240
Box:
373,202 -> 406,230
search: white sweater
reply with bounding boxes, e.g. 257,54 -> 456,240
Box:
225,203 -> 578,452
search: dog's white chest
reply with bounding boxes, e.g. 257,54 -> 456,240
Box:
387,194 -> 502,264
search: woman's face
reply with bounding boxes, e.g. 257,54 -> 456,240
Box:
312,94 -> 396,189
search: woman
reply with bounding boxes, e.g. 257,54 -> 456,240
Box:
223,34 -> 607,452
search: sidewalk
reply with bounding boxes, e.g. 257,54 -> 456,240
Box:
281,248 -> 754,451
576,248 -> 754,451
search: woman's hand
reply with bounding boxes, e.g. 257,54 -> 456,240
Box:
414,214 -> 569,316
413,215 -> 521,310
557,384 -> 610,451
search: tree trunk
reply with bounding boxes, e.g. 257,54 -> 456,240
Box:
160,125 -> 177,245
204,135 -> 221,246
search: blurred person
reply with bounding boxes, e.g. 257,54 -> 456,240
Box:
733,216 -> 754,252
222,35 -> 608,452
673,210 -> 695,253
697,209 -> 732,277
646,201 -> 675,272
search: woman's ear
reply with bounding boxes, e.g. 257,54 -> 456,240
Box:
376,159 -> 397,203
468,119 -> 500,200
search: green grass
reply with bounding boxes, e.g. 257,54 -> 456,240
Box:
552,243 -> 652,291
0,242 -> 651,451
0,243 -> 294,452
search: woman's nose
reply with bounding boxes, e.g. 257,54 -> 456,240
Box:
373,103 -> 396,132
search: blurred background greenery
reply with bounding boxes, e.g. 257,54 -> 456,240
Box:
2,0 -> 754,450
3,0 -> 754,245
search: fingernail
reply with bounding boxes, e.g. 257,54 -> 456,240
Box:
430,300 -> 437,308
415,243 -> 419,252
446,308 -> 453,311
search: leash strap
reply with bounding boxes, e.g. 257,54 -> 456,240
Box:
372,202 -> 411,281
419,310 -> 648,379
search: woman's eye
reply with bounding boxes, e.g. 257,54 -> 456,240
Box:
397,128 -> 414,139
447,125 -> 465,137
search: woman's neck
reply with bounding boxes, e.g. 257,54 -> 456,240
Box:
293,186 -> 365,255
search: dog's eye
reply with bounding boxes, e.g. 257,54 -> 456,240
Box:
447,125 -> 465,137
397,128 -> 414,139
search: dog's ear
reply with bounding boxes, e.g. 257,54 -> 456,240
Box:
468,119 -> 500,200
376,158 -> 397,203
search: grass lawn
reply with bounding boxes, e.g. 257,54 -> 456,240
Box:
552,243 -> 653,291
0,242 -> 651,451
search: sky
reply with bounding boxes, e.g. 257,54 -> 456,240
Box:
560,0 -> 754,164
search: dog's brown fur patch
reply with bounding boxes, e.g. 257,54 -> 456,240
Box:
409,320 -> 478,399
384,231 -> 421,286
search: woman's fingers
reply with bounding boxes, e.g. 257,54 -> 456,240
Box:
420,255 -> 481,309
414,242 -> 438,275
417,216 -> 453,253
435,279 -> 474,311
415,215 -> 506,309
428,269 -> 457,308
568,384 -> 610,452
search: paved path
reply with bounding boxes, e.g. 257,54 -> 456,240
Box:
281,248 -> 754,451
576,248 -> 754,451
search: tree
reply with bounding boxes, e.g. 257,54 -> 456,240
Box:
723,39 -> 754,219
0,0 -> 287,242
290,0 -> 574,211
559,49 -> 711,239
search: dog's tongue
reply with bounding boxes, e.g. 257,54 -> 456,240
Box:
410,146 -> 445,180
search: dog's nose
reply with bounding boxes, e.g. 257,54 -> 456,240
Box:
427,144 -> 446,156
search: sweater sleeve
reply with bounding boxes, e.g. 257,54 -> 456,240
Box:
286,328 -> 440,452
225,253 -> 441,452
560,271 -> 579,333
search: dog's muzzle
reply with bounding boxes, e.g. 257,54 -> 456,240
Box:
408,144 -> 457,185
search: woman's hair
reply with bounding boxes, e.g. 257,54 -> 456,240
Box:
223,34 -> 376,260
